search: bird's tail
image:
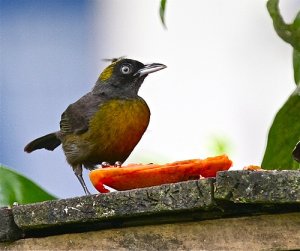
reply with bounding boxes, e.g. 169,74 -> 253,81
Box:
24,132 -> 61,153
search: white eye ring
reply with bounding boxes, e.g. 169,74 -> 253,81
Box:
120,64 -> 132,74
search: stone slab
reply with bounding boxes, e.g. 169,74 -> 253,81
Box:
215,170 -> 300,203
12,179 -> 215,231
2,170 -> 300,242
0,207 -> 23,242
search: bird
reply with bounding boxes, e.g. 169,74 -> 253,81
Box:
24,58 -> 167,195
292,141 -> 300,163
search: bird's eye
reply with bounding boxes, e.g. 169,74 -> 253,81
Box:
120,64 -> 132,75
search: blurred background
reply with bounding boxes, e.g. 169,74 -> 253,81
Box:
1,0 -> 299,197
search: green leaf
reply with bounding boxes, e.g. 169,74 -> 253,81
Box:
0,165 -> 56,207
291,11 -> 300,51
159,0 -> 167,28
267,0 -> 300,50
292,12 -> 300,85
261,86 -> 300,170
294,49 -> 300,85
267,0 -> 293,45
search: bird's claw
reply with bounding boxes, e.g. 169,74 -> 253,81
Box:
101,161 -> 122,168
101,162 -> 111,168
114,161 -> 122,167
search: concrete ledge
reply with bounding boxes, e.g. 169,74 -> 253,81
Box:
12,179 -> 214,232
0,207 -> 23,242
1,170 -> 300,247
215,170 -> 300,203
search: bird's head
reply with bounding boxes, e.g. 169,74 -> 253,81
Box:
93,58 -> 166,97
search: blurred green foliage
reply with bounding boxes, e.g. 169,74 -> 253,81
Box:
0,165 -> 56,207
262,0 -> 300,169
267,0 -> 300,85
206,135 -> 233,157
159,0 -> 167,28
262,86 -> 300,169
293,49 -> 300,85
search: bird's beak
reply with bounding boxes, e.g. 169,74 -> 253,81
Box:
134,63 -> 167,77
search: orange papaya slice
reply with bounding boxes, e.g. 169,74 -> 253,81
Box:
89,155 -> 232,193
243,165 -> 264,171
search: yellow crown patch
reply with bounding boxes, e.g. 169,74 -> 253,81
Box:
99,62 -> 116,81
99,57 -> 125,81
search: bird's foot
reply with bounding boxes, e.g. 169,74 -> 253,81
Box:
100,161 -> 122,168
73,165 -> 91,195
114,161 -> 122,167
101,162 -> 111,168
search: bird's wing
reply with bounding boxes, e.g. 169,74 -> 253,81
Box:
60,92 -> 102,135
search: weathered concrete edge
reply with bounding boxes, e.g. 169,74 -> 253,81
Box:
0,207 -> 24,242
1,179 -> 215,242
215,170 -> 300,203
12,179 -> 215,230
1,170 -> 300,242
